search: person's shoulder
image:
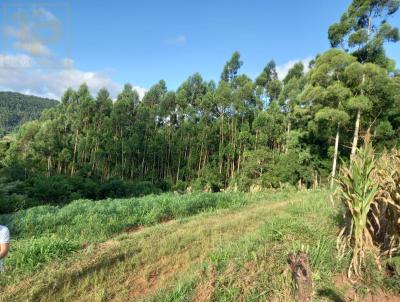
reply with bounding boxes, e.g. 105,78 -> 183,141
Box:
0,225 -> 10,242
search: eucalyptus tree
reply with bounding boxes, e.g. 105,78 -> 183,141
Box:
329,0 -> 400,68
68,84 -> 95,176
279,62 -> 307,153
343,62 -> 374,160
221,51 -> 243,83
283,62 -> 305,84
217,52 -> 243,177
228,74 -> 259,179
328,0 -> 400,162
111,84 -> 139,178
256,60 -> 282,104
303,49 -> 356,187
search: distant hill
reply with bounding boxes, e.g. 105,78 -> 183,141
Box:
0,91 -> 59,135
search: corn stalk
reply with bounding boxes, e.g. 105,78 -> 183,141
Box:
373,149 -> 400,257
336,140 -> 379,278
337,135 -> 400,279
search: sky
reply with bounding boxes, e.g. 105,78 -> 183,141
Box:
0,0 -> 399,99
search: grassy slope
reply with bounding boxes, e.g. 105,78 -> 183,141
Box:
0,190 -> 349,302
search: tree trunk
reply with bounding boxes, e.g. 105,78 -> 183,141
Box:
285,120 -> 291,154
350,109 -> 361,163
288,252 -> 313,302
71,129 -> 79,176
219,113 -> 224,174
47,155 -> 52,177
331,124 -> 340,189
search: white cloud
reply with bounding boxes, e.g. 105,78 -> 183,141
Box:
0,54 -> 33,68
0,8 -> 148,100
167,35 -> 186,44
0,54 -> 146,100
276,57 -> 313,80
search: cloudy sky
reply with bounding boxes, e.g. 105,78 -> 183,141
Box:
0,0 -> 399,100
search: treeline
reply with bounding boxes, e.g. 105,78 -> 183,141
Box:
0,0 -> 399,212
0,92 -> 58,136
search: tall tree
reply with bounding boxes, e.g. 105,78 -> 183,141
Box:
328,0 -> 400,68
303,49 -> 355,187
256,60 -> 282,104
221,51 -> 243,83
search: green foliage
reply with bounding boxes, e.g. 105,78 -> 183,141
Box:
0,92 -> 58,136
0,46 -> 399,212
328,0 -> 400,67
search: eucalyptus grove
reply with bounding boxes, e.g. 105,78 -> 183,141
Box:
0,0 -> 399,211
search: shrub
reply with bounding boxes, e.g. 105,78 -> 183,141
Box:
128,181 -> 162,197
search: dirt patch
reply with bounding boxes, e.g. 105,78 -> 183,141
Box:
362,292 -> 400,302
128,260 -> 188,299
330,274 -> 400,302
191,267 -> 217,302
124,219 -> 174,234
124,225 -> 144,233
97,239 -> 119,250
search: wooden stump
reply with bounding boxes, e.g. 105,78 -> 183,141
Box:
288,251 -> 313,302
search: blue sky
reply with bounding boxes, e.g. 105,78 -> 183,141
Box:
0,0 -> 399,99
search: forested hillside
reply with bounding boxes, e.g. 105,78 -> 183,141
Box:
0,92 -> 58,135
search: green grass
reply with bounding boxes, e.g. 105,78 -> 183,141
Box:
4,189 -> 397,301
1,189 -> 352,302
0,190 -> 295,287
144,190 -> 345,302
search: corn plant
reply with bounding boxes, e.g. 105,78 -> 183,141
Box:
373,149 -> 400,257
336,139 -> 379,278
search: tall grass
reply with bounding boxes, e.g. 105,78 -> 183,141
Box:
0,192 -> 247,276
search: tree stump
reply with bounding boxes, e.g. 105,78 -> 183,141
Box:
288,251 -> 313,302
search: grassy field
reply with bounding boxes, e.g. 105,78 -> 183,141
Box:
0,189 -> 391,301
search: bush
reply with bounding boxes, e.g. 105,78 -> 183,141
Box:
28,175 -> 73,204
0,194 -> 31,214
127,181 -> 162,197
97,178 -> 128,199
171,180 -> 188,192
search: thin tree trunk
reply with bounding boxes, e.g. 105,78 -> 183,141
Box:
331,124 -> 340,189
351,72 -> 366,162
176,153 -> 181,182
47,155 -> 52,177
71,129 -> 79,176
350,109 -> 361,162
285,120 -> 291,154
219,113 -> 224,174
